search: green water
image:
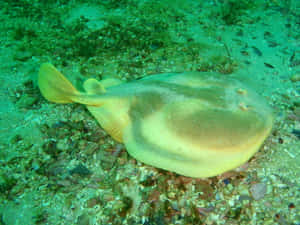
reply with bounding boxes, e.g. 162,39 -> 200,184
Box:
0,0 -> 299,224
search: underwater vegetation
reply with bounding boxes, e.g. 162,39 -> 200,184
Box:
11,80 -> 40,110
8,0 -> 179,61
68,13 -> 170,58
216,0 -> 257,25
7,0 -> 239,76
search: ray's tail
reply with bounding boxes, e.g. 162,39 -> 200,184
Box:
38,63 -> 109,106
38,63 -> 80,103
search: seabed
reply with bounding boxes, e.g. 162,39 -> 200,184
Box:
0,0 -> 299,224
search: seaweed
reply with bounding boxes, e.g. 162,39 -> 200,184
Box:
13,80 -> 41,110
13,25 -> 38,41
99,0 -> 137,9
197,55 -> 238,74
67,11 -> 171,59
215,0 -> 257,25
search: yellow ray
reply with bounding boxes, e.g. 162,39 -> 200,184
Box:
38,64 -> 273,178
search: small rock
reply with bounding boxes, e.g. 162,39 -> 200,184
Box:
10,134 -> 22,144
291,129 -> 300,139
51,121 -> 69,129
294,101 -> 300,107
239,195 -> 252,201
16,94 -> 38,108
77,213 -> 90,225
45,161 -> 67,177
290,73 -> 300,82
69,164 -> 92,177
293,106 -> 300,117
83,142 -> 99,155
14,51 -> 32,61
288,202 -> 295,210
56,139 -> 69,151
250,183 -> 267,200
86,197 -> 101,208
43,140 -> 61,159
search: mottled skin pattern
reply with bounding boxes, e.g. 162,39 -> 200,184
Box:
38,63 -> 273,178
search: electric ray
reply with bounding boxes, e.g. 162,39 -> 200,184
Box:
38,63 -> 273,178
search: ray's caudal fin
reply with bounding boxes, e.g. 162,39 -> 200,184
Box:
38,63 -> 108,106
38,63 -> 80,103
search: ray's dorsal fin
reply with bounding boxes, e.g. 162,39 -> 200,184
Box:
83,78 -> 106,94
83,77 -> 123,94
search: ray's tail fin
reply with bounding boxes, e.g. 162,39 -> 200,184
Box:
38,63 -> 109,106
38,63 -> 80,103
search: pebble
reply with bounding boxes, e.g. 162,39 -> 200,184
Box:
291,129 -> 300,139
16,94 -> 38,108
290,73 -> 300,82
293,106 -> 300,118
13,51 -> 33,61
77,213 -> 90,225
69,164 -> 92,177
56,139 -> 69,151
250,183 -> 267,200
